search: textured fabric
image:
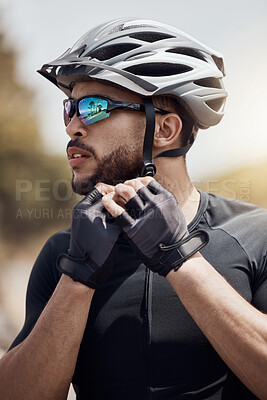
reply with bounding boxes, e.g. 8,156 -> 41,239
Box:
9,191 -> 267,399
116,180 -> 209,276
57,188 -> 121,288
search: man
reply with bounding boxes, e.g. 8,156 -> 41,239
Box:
1,18 -> 267,400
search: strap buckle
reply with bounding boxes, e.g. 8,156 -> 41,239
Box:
141,162 -> 157,177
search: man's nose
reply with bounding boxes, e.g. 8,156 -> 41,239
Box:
65,114 -> 89,139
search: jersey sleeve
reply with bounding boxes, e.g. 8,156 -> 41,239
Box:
8,230 -> 70,350
252,252 -> 267,313
205,193 -> 267,315
248,210 -> 267,313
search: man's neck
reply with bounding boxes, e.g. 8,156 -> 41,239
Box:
154,157 -> 200,225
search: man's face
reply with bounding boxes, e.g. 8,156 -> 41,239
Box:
65,81 -> 145,195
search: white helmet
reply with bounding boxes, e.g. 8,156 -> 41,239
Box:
39,17 -> 227,129
38,18 -> 227,175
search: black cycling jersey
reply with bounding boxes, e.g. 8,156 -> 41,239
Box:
9,191 -> 267,399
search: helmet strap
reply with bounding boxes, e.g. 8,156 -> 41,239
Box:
140,97 -> 194,177
153,134 -> 195,162
140,97 -> 157,177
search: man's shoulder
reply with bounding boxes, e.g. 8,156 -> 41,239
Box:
203,192 -> 267,256
47,228 -> 71,243
205,192 -> 267,225
42,228 -> 71,257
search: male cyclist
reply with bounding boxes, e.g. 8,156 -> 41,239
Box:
1,18 -> 267,400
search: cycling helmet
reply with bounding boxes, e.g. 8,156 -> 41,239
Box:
38,18 -> 227,176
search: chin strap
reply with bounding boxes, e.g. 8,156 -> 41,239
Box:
140,97 -> 195,177
141,98 -> 157,176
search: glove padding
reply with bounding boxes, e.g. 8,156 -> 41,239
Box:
57,188 -> 121,289
115,180 -> 209,276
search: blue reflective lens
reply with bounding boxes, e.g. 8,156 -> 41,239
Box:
78,97 -> 110,125
63,95 -> 167,127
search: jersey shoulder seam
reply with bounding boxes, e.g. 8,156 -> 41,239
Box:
202,212 -> 251,263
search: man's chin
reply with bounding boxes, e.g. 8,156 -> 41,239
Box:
71,175 -> 96,195
70,145 -> 144,195
71,168 -> 140,195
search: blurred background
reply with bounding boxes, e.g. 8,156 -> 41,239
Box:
0,0 -> 266,397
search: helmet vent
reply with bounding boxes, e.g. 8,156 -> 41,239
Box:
194,78 -> 223,89
124,63 -> 192,77
89,43 -> 141,61
166,47 -> 206,62
129,32 -> 175,43
206,99 -> 225,112
212,55 -> 225,75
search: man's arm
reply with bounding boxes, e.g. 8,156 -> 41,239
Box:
0,274 -> 94,400
166,252 -> 267,400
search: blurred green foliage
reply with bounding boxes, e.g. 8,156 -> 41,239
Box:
0,32 -> 77,245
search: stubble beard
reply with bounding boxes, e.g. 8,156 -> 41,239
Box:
71,143 -> 144,195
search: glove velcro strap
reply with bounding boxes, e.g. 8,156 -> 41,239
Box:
159,229 -> 209,272
56,253 -> 99,288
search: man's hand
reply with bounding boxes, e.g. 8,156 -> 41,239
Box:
57,184 -> 121,288
101,178 -> 209,277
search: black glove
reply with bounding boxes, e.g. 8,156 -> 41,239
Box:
115,180 -> 209,277
57,188 -> 121,289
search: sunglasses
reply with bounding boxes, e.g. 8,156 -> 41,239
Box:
63,95 -> 168,127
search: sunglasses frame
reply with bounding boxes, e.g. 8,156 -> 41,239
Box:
63,94 -> 168,126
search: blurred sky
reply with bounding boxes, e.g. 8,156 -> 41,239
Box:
0,0 -> 266,181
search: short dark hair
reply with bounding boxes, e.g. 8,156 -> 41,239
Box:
152,95 -> 198,147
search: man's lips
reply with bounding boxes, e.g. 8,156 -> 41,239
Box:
67,146 -> 92,167
67,146 -> 92,159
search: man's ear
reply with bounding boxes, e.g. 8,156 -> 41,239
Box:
153,113 -> 183,148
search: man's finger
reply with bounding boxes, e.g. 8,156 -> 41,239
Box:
124,177 -> 154,190
115,183 -> 137,202
123,179 -> 144,192
95,182 -> 115,196
102,192 -> 125,217
138,176 -> 154,186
